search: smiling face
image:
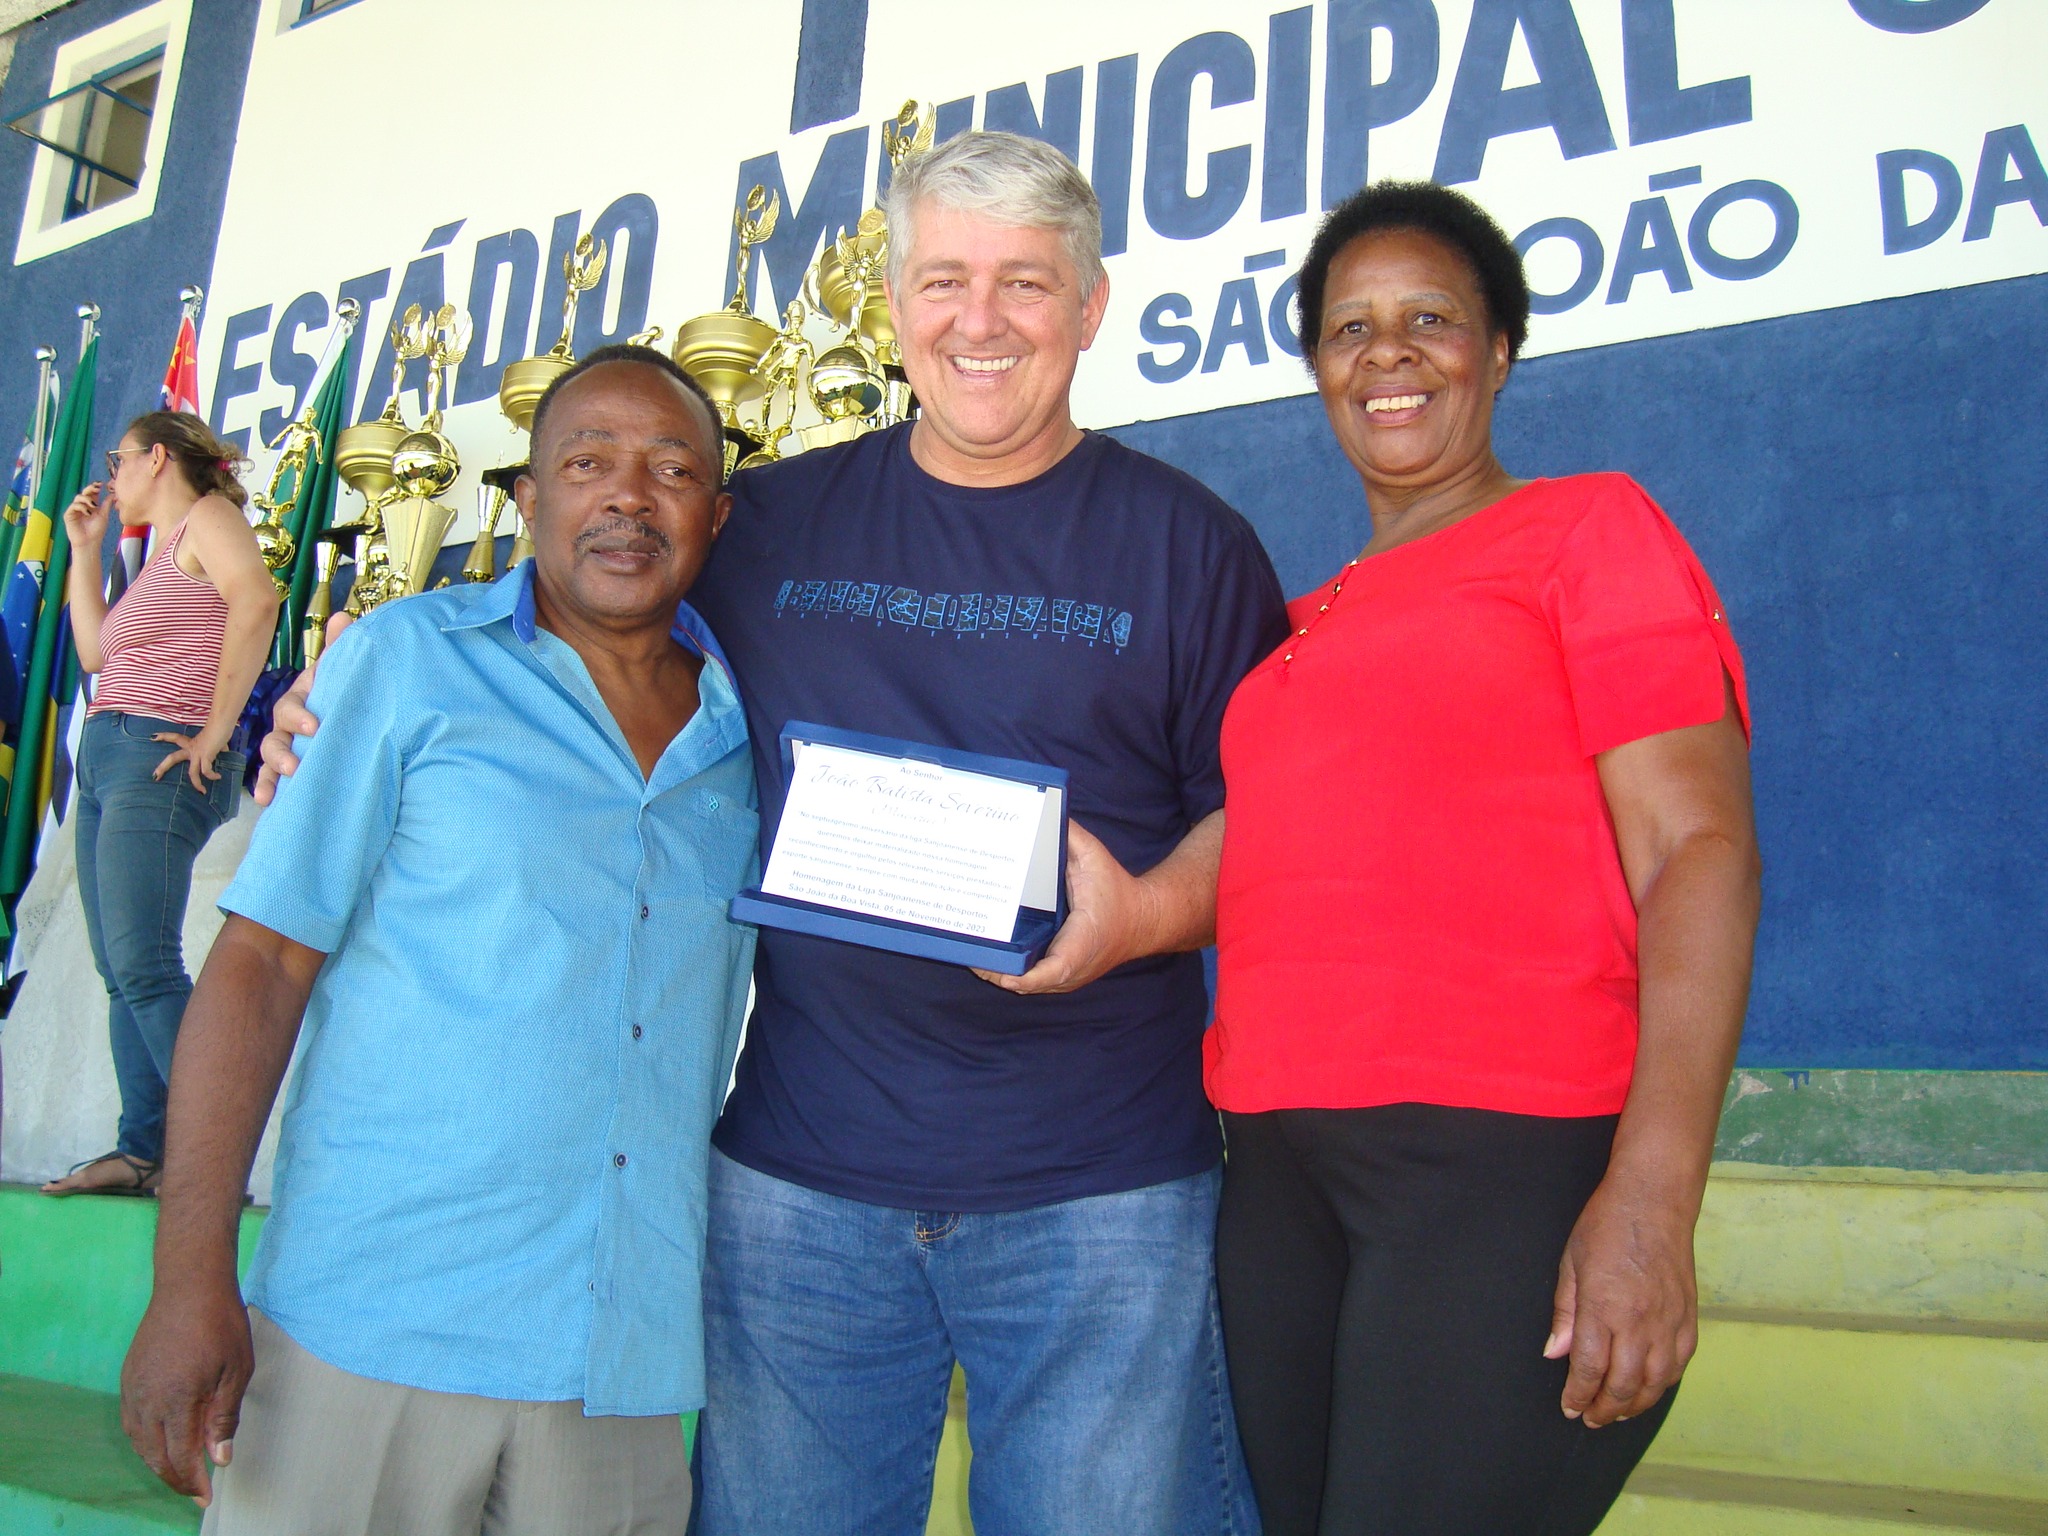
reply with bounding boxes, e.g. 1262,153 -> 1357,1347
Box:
516,361 -> 731,634
886,200 -> 1109,484
1311,227 -> 1511,495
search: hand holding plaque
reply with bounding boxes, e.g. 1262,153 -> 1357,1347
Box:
730,724 -> 1067,973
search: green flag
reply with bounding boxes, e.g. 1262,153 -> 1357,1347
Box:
0,335 -> 96,912
271,331 -> 355,671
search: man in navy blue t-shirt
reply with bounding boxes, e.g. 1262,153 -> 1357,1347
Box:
687,134 -> 1284,1535
259,133 -> 1286,1534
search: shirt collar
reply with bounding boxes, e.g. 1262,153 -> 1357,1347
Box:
441,558 -> 737,679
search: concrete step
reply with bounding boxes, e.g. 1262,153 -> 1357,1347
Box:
1645,1313 -> 2048,1503
0,1373 -> 198,1534
1601,1466 -> 2048,1535
1697,1164 -> 2048,1326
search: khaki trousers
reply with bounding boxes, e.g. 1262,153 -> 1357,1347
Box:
203,1310 -> 692,1536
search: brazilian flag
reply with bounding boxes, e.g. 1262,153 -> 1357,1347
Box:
0,336 -> 96,943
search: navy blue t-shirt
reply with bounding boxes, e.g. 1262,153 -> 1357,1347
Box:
690,423 -> 1286,1211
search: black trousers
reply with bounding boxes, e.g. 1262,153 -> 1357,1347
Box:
1216,1104 -> 1674,1536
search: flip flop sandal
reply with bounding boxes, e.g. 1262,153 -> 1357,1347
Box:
41,1149 -> 161,1197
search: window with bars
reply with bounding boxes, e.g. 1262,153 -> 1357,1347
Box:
4,47 -> 165,223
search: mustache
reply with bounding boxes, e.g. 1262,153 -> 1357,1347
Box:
573,517 -> 673,556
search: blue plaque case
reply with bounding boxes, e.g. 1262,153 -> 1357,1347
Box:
728,722 -> 1070,975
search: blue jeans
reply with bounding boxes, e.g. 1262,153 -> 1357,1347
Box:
74,711 -> 241,1165
695,1151 -> 1259,1536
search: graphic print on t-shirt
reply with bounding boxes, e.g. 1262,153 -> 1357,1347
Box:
772,577 -> 1135,650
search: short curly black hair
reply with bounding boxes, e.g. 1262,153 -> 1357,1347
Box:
528,343 -> 726,483
1296,180 -> 1530,371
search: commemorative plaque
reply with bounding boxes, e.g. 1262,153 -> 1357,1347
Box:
729,722 -> 1068,974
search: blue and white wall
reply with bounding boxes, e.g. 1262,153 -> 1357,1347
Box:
0,0 -> 2042,1183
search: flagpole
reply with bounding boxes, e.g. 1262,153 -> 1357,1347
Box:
179,284 -> 204,326
25,345 -> 55,513
293,296 -> 362,429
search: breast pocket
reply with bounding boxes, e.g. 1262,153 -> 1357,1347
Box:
696,791 -> 761,903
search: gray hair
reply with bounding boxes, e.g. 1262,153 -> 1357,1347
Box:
884,130 -> 1105,298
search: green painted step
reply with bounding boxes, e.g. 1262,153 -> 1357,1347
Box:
0,1186 -> 264,1395
0,1375 -> 198,1534
1601,1467 -> 2048,1535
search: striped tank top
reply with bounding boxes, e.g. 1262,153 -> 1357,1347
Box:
89,521 -> 230,728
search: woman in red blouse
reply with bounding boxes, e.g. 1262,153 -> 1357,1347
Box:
1208,181 -> 1761,1535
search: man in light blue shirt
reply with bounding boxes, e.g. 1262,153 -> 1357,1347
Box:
119,347 -> 754,1536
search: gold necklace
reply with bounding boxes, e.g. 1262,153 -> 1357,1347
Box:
1280,557 -> 1361,668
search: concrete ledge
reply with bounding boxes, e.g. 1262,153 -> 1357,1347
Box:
1698,1164 -> 2048,1325
1610,1466 -> 2048,1535
1649,1318 -> 2048,1501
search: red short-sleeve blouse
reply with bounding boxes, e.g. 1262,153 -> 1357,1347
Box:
1205,474 -> 1749,1118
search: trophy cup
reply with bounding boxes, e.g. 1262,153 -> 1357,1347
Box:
382,304 -> 470,597
489,233 -> 606,569
330,303 -> 433,611
304,531 -> 344,662
674,186 -> 784,472
500,234 -> 606,428
463,463 -> 523,582
663,98 -> 940,471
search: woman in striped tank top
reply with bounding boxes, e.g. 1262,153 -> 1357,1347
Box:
41,412 -> 278,1196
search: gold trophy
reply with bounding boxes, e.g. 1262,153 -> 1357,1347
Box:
736,300 -> 814,471
248,412 -> 323,597
507,499 -> 534,570
330,302 -> 431,611
500,233 -> 606,427
304,532 -> 343,661
463,464 -> 522,583
674,186 -> 783,471
490,232 -> 607,572
797,215 -> 892,451
382,304 -> 469,597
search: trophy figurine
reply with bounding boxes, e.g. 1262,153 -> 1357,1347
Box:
735,299 -> 814,472
882,98 -> 937,164
248,411 -> 323,597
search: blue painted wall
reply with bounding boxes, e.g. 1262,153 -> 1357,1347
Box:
1115,273 -> 2048,1072
0,0 -> 261,472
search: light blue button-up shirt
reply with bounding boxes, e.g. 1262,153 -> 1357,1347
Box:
221,561 -> 757,1415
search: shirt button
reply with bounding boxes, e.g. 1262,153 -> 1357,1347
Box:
706,793 -> 721,811
613,1153 -> 627,1168
631,1024 -> 643,1040
639,905 -> 650,920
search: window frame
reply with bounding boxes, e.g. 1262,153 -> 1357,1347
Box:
289,0 -> 368,28
5,45 -> 168,217
11,0 -> 193,267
